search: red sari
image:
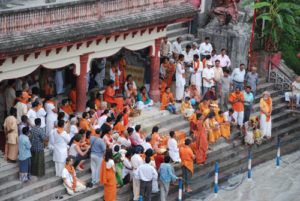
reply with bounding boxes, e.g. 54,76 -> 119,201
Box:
104,85 -> 124,112
192,120 -> 208,164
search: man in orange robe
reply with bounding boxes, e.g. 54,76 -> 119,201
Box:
229,87 -> 245,128
79,112 -> 91,131
192,113 -> 208,164
160,87 -> 177,114
260,91 -> 272,139
104,80 -> 124,112
69,87 -> 77,111
179,139 -> 195,192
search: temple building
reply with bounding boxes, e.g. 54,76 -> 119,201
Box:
0,0 -> 196,111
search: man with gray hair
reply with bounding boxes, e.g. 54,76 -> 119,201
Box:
244,67 -> 259,98
285,76 -> 300,109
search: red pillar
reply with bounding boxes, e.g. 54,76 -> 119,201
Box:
149,37 -> 162,102
76,54 -> 89,112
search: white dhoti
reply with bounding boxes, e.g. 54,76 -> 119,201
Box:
64,180 -> 86,195
169,150 -> 181,163
260,114 -> 271,138
136,100 -> 154,110
285,92 -> 300,105
55,162 -> 65,177
176,86 -> 184,101
233,111 -> 244,127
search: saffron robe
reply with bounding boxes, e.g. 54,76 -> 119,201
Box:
100,160 -> 117,201
104,85 -> 124,112
179,145 -> 194,175
192,120 -> 208,164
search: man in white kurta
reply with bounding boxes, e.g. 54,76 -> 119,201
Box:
202,61 -> 215,95
190,54 -> 203,94
94,58 -> 107,89
285,76 -> 300,108
53,120 -> 71,177
167,132 -> 181,163
27,101 -> 38,126
45,98 -> 58,147
176,54 -> 186,101
55,70 -> 65,95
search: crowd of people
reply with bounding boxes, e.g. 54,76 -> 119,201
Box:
0,36 -> 282,201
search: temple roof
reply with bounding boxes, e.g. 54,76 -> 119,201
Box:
0,2 -> 196,58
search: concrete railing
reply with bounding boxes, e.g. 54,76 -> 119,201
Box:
0,0 -> 187,34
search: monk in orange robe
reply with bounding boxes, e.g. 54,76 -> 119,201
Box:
118,55 -> 127,94
69,87 -> 77,111
216,111 -> 231,139
199,98 -> 209,114
79,112 -> 91,131
100,149 -> 117,201
160,87 -> 177,114
104,80 -> 124,112
150,126 -> 161,151
191,113 -> 208,164
189,108 -> 200,133
179,139 -> 195,192
94,93 -> 102,110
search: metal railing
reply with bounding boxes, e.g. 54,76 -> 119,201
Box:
0,0 -> 187,34
267,60 -> 293,92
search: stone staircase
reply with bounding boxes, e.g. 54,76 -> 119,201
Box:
0,77 -> 299,201
166,22 -> 198,49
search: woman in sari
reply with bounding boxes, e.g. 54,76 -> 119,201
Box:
113,152 -> 123,187
100,149 -> 117,201
192,113 -> 208,164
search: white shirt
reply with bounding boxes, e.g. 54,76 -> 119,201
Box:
62,167 -> 76,186
117,136 -> 131,147
292,81 -> 300,94
224,112 -> 235,123
135,163 -> 158,181
176,61 -> 186,87
160,41 -> 172,57
52,129 -> 71,163
124,81 -> 137,91
122,157 -> 132,179
142,142 -> 152,153
167,138 -> 181,162
70,125 -> 78,139
191,48 -> 200,58
182,50 -> 193,64
106,159 -> 115,171
231,68 -> 246,83
36,107 -> 46,128
172,41 -> 182,54
98,115 -> 108,128
199,42 -> 213,56
211,55 -> 217,67
216,54 -> 231,68
27,109 -> 37,126
131,131 -> 144,145
131,154 -> 144,169
202,67 -> 215,88
15,102 -> 28,124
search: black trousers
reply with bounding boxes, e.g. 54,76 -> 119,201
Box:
140,180 -> 152,201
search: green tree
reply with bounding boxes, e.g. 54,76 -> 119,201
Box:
242,0 -> 300,52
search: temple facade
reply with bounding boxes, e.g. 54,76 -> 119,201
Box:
0,0 -> 196,111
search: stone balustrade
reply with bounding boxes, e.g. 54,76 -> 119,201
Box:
0,0 -> 187,34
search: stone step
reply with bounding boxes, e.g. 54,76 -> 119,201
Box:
0,151 -> 54,185
168,33 -> 195,44
21,174 -> 92,201
0,163 -> 91,201
165,123 -> 300,201
166,27 -> 188,39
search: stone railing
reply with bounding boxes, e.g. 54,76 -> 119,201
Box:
267,60 -> 293,92
0,0 -> 187,34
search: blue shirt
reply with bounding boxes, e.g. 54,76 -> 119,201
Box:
90,136 -> 106,157
158,163 -> 178,183
243,91 -> 254,106
31,126 -> 47,152
18,134 -> 31,161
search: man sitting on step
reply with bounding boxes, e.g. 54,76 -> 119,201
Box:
62,156 -> 86,195
285,76 -> 300,109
